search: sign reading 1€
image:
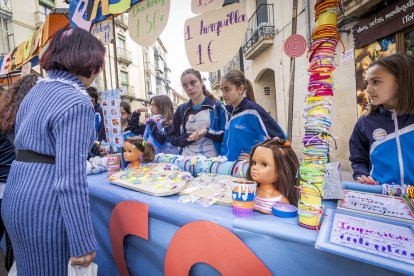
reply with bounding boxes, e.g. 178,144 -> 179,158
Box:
129,0 -> 170,47
184,3 -> 248,72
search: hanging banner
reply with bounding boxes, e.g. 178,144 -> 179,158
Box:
102,89 -> 123,147
91,17 -> 113,45
128,0 -> 171,47
184,3 -> 248,72
191,0 -> 225,15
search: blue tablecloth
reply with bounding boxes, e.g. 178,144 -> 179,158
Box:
88,174 -> 403,276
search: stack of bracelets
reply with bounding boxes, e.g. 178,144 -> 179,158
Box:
298,0 -> 344,231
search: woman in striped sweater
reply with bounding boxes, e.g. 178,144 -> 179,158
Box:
1,27 -> 105,275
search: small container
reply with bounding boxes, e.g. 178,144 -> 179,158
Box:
231,179 -> 257,217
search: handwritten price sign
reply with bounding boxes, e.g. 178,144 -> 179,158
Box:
184,3 -> 247,72
192,0 -> 225,14
129,0 -> 170,47
91,18 -> 113,45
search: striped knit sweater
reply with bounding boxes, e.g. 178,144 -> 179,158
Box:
1,70 -> 97,275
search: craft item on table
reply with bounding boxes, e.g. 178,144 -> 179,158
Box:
338,190 -> 414,223
178,195 -> 200,204
232,179 -> 257,217
179,173 -> 234,206
110,163 -> 192,196
298,0 -> 343,230
323,162 -> 344,199
87,156 -> 108,175
272,203 -> 298,218
283,34 -> 307,58
107,154 -> 121,177
382,184 -> 414,198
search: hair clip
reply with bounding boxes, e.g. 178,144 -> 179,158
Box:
132,145 -> 136,149
273,137 -> 280,140
142,141 -> 146,147
284,141 -> 291,147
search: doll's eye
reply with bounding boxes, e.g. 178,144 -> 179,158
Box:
263,163 -> 269,167
252,161 -> 257,165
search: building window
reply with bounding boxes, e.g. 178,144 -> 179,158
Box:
405,29 -> 414,56
39,0 -> 55,24
118,35 -> 126,50
0,14 -> 14,54
264,87 -> 270,96
120,71 -> 129,93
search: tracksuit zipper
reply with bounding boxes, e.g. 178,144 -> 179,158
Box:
392,110 -> 405,184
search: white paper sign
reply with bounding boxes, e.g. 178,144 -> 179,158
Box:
191,0 -> 225,14
342,190 -> 414,220
129,0 -> 170,47
330,213 -> 414,265
341,49 -> 354,65
21,62 -> 31,77
91,18 -> 113,45
184,3 -> 248,72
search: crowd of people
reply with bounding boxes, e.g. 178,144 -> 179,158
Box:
0,25 -> 413,275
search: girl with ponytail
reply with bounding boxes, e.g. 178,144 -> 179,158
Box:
169,68 -> 227,157
220,70 -> 287,161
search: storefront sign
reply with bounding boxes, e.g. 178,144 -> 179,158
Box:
353,0 -> 414,48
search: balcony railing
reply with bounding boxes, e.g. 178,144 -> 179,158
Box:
120,85 -> 135,97
115,15 -> 128,29
145,62 -> 155,76
242,4 -> 275,59
208,70 -> 221,90
117,47 -> 133,64
34,11 -> 47,28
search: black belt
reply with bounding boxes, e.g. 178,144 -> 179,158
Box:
16,150 -> 55,165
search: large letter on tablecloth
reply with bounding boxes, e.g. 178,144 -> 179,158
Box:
164,221 -> 272,276
109,201 -> 149,276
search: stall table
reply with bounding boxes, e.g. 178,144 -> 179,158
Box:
88,174 -> 405,276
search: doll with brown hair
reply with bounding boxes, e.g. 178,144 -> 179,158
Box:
246,138 -> 300,214
124,136 -> 155,169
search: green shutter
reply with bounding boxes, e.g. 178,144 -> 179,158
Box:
39,0 -> 55,9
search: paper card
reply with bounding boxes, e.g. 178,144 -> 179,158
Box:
340,190 -> 414,221
106,154 -> 120,177
91,18 -> 113,45
191,0 -> 225,15
21,62 -> 31,77
184,3 -> 248,72
330,213 -> 414,265
341,49 -> 354,65
128,0 -> 170,47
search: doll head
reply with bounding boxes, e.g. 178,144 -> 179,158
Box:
246,138 -> 300,206
124,137 -> 155,163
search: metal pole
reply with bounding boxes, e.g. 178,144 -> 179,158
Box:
107,44 -> 113,89
111,16 -> 119,89
287,0 -> 298,141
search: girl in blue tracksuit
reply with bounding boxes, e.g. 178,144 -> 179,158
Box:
349,53 -> 414,185
142,95 -> 177,155
169,68 -> 226,157
220,70 -> 287,162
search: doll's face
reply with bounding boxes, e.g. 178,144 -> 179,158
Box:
123,141 -> 143,162
250,146 -> 277,184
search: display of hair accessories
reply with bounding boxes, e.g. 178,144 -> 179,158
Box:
298,0 -> 344,231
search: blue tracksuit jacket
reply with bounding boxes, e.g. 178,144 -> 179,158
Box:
349,106 -> 414,185
221,97 -> 287,161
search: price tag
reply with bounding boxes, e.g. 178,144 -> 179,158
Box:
91,18 -> 113,45
129,0 -> 170,47
191,0 -> 225,15
184,3 -> 248,72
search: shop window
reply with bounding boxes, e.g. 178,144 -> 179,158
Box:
405,30 -> 414,55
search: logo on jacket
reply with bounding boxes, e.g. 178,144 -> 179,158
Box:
188,114 -> 196,123
372,128 -> 387,141
235,124 -> 246,130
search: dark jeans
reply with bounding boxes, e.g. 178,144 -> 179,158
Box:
0,198 -> 14,271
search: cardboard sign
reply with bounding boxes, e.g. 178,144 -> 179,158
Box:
101,89 -> 123,147
20,62 -> 31,77
339,190 -> 414,221
191,0 -> 225,15
184,3 -> 247,72
330,213 -> 414,265
341,49 -> 354,65
128,0 -> 170,47
91,18 -> 113,45
106,154 -> 120,177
